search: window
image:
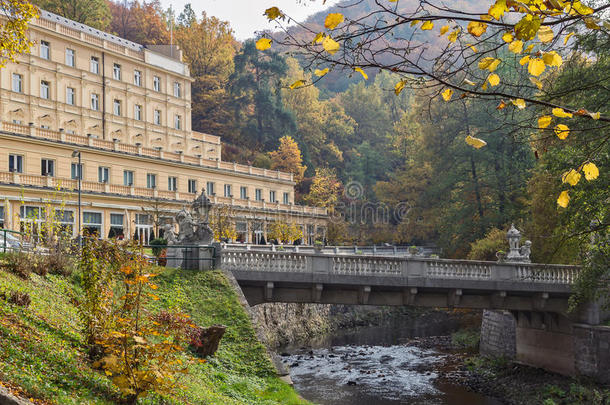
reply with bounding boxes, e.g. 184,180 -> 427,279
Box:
168,176 -> 177,191
255,188 -> 262,201
134,214 -> 153,243
188,179 -> 197,194
206,181 -> 215,196
269,190 -> 276,203
236,221 -> 247,242
113,63 -> 121,80
0,206 -> 4,228
123,170 -> 134,186
173,82 -> 181,97
12,120 -> 22,125
224,184 -> 232,197
134,104 -> 142,121
174,114 -> 181,130
40,41 -> 50,60
283,192 -> 290,204
41,124 -> 50,130
98,166 -> 109,183
83,212 -> 102,237
134,70 -> 141,86
65,48 -> 75,67
55,209 -> 74,237
153,76 -> 160,91
91,93 -> 99,111
240,186 -> 248,200
146,173 -> 156,189
9,154 -> 23,173
66,87 -> 75,105
71,163 -> 82,180
154,109 -> 161,125
19,206 -> 44,235
40,81 -> 50,99
113,99 -> 121,116
90,56 -> 99,74
109,213 -> 124,239
41,159 -> 54,177
12,73 -> 22,93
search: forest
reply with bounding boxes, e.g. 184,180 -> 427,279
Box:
32,0 -> 609,265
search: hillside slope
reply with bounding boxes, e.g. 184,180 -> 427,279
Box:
0,267 -> 307,404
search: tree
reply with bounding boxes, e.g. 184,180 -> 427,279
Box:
304,168 -> 342,209
174,9 -> 239,138
269,135 -> 307,182
0,0 -> 38,67
267,219 -> 302,244
209,205 -> 236,241
108,0 -> 169,45
262,0 -> 606,207
33,0 -> 109,30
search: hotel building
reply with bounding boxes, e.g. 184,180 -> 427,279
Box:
0,10 -> 327,244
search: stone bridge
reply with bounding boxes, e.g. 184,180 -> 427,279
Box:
220,248 -> 609,383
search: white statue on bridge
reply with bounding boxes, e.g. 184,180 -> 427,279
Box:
505,224 -> 531,263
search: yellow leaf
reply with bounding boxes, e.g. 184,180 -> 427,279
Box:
515,14 -> 541,41
508,40 -> 523,54
542,51 -> 562,67
563,32 -> 574,45
465,135 -> 487,149
502,32 -> 514,43
478,57 -> 500,72
133,336 -> 147,344
554,124 -> 569,139
289,80 -> 305,89
488,0 -> 508,20
584,17 -> 600,30
441,88 -> 453,101
538,115 -> 552,128
519,55 -> 530,66
529,77 -> 543,90
569,1 -> 594,15
314,68 -> 329,77
528,58 -> 545,76
464,78 -> 476,86
511,98 -> 526,109
354,67 -> 368,80
410,20 -> 421,27
322,36 -> 340,55
562,169 -> 581,186
105,370 -> 113,376
255,38 -> 272,51
421,21 -> 434,30
488,73 -> 500,86
552,107 -> 573,118
482,81 -> 488,91
440,25 -> 449,35
468,44 -> 478,52
590,111 -> 601,120
394,80 -> 406,95
264,7 -> 282,21
582,162 -> 599,180
325,13 -> 344,30
448,29 -> 459,42
557,191 -> 570,208
524,44 -> 535,53
467,21 -> 488,37
537,26 -> 554,43
312,32 -> 325,44
496,100 -> 507,110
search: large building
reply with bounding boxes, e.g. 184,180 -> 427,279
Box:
0,10 -> 327,244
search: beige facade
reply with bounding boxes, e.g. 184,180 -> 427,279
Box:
0,10 -> 327,244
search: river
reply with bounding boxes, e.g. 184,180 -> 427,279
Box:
281,316 -> 503,405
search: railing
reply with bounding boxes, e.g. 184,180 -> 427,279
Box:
221,249 -> 581,285
221,243 -> 439,256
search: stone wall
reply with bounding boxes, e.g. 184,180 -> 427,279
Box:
479,310 -> 516,358
573,324 -> 610,384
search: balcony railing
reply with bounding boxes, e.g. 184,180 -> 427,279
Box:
1,122 -> 295,183
0,171 -> 327,216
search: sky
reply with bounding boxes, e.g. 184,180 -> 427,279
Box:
160,0 -> 339,40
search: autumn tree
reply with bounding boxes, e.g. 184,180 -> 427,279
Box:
304,167 -> 342,209
267,219 -> 302,244
175,8 -> 240,138
33,0 -> 109,30
108,0 -> 169,45
0,0 -> 38,66
209,205 -> 237,242
269,135 -> 307,182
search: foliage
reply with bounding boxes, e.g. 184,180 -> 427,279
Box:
467,228 -> 509,261
451,328 -> 480,350
209,205 -> 237,242
108,0 -> 169,45
542,383 -> 610,405
269,135 -> 307,183
149,237 -> 167,258
267,220 -> 303,244
303,167 -> 342,209
0,0 -> 38,67
1,251 -> 34,279
33,0 -> 109,30
0,288 -> 30,307
568,238 -> 610,313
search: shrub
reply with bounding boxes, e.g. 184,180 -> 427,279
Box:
1,251 -> 33,279
149,238 -> 167,258
467,228 -> 509,261
451,328 -> 480,350
0,289 -> 31,307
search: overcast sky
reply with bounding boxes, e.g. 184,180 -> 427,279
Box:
160,0 -> 339,40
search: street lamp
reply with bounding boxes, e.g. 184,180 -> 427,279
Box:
71,150 -> 82,245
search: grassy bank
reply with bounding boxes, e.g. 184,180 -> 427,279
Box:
0,265 -> 308,404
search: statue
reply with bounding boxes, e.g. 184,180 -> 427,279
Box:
176,209 -> 196,243
161,223 -> 177,245
504,224 -> 532,263
519,240 -> 532,263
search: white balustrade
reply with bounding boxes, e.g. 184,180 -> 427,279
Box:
332,256 -> 401,276
425,260 -> 491,280
516,264 -> 579,284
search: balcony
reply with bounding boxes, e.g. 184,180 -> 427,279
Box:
0,171 -> 328,217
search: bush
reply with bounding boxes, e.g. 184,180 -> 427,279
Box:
467,228 -> 509,261
149,237 -> 167,257
0,289 -> 31,307
451,328 -> 480,350
1,251 -> 33,279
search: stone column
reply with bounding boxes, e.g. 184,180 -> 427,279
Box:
480,309 -> 516,359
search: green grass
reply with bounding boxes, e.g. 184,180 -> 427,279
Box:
0,267 -> 310,404
451,328 -> 480,350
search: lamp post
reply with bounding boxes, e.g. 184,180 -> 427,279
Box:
71,150 -> 82,246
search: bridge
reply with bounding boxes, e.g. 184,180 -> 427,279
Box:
219,246 -> 609,383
